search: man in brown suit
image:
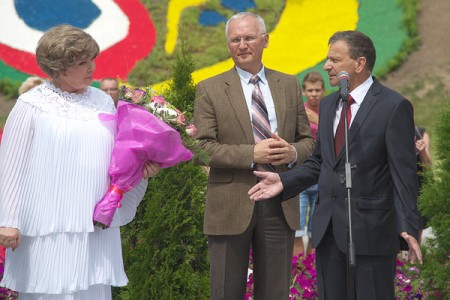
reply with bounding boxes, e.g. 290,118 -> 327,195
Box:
193,12 -> 315,300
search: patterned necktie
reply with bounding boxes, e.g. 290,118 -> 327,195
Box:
334,96 -> 355,157
250,75 -> 275,171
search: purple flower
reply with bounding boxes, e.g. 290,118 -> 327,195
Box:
402,284 -> 413,292
290,287 -> 300,295
245,255 -> 435,299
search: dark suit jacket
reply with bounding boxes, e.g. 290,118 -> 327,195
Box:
280,78 -> 420,255
194,67 -> 315,235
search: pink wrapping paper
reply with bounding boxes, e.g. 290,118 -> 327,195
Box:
93,101 -> 193,228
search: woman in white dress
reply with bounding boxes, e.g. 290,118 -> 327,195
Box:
0,24 -> 160,299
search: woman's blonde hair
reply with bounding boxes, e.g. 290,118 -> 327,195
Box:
18,76 -> 45,95
36,24 -> 99,78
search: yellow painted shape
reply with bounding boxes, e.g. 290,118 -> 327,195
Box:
264,0 -> 359,72
154,0 -> 358,92
165,0 -> 209,55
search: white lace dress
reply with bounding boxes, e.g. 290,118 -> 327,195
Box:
0,82 -> 148,300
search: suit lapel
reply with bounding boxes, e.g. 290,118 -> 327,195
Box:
347,81 -> 380,144
266,68 -> 286,137
324,94 -> 340,162
224,68 -> 254,143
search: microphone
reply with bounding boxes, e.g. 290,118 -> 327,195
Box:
339,71 -> 349,102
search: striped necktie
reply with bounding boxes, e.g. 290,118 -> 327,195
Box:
250,75 -> 275,171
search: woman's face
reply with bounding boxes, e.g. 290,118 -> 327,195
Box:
56,57 -> 96,93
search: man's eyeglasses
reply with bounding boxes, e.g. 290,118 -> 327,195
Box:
228,33 -> 266,45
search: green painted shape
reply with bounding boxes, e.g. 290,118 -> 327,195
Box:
0,61 -> 29,83
297,0 -> 407,93
358,0 -> 407,75
0,60 -> 100,87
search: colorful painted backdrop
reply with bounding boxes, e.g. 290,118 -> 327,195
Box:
0,0 -> 407,91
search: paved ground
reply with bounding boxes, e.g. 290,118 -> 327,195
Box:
380,0 -> 450,95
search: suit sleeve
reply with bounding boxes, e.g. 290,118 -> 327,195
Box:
386,98 -> 421,241
289,78 -> 315,165
279,135 -> 321,201
193,81 -> 254,169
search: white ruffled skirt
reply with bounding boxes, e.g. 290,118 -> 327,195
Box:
3,227 -> 127,299
18,284 -> 111,300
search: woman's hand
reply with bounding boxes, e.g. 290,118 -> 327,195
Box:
143,161 -> 160,178
0,227 -> 21,251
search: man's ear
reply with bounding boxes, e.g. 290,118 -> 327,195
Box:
355,56 -> 367,74
263,34 -> 269,48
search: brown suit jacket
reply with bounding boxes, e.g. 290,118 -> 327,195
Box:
194,67 -> 315,235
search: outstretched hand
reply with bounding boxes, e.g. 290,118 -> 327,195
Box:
400,232 -> 423,264
248,171 -> 284,201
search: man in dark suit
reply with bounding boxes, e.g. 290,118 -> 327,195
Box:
193,12 -> 315,300
248,31 -> 423,299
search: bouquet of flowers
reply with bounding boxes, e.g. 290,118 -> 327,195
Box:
93,84 -> 201,229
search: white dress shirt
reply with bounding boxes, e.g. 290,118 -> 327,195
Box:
236,65 -> 278,134
333,76 -> 374,135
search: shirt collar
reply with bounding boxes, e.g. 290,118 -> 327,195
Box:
349,76 -> 373,105
235,65 -> 267,86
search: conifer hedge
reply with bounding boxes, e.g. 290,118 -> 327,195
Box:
418,103 -> 450,298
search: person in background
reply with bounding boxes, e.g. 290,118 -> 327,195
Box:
249,30 -> 422,300
414,126 -> 432,244
293,71 -> 325,257
100,77 -> 120,106
194,12 -> 314,300
0,24 -> 159,299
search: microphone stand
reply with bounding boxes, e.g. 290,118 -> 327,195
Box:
341,94 -> 356,300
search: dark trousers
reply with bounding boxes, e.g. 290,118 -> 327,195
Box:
316,224 -> 397,300
208,199 -> 294,300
